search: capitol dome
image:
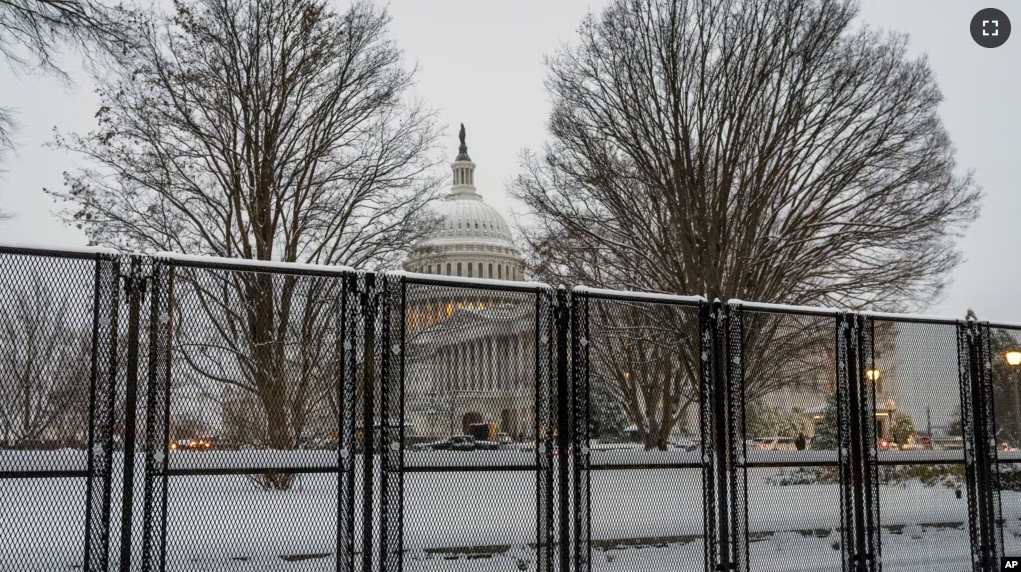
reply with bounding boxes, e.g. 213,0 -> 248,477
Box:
404,125 -> 525,281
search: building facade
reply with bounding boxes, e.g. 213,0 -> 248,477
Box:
402,126 -> 535,443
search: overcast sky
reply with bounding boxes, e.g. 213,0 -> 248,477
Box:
1,1 -> 1019,320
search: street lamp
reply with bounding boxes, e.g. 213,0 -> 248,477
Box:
1005,350 -> 1021,448
865,367 -> 883,394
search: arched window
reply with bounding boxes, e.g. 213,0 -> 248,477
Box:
428,265 -> 432,274
446,263 -> 451,275
498,265 -> 502,279
457,262 -> 462,276
475,222 -> 479,230
458,221 -> 461,229
468,263 -> 473,277
489,263 -> 493,278
512,267 -> 516,280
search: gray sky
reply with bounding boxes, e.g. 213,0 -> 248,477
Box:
1,1 -> 1019,321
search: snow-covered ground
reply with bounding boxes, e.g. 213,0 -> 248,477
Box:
1,451 -> 1014,571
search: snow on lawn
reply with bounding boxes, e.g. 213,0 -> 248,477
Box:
3,451 -> 1019,571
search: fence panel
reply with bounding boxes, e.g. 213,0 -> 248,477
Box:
729,305 -> 849,572
388,274 -> 555,572
571,288 -> 709,572
147,257 -> 355,571
862,316 -> 976,572
0,247 -> 119,572
981,323 -> 1021,563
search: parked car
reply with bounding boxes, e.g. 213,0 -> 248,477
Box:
749,437 -> 796,451
169,438 -> 212,451
877,438 -> 899,451
671,438 -> 699,452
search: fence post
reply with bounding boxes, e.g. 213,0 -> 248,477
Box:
339,272 -> 357,572
570,290 -> 591,572
855,315 -> 882,572
967,320 -> 997,571
724,303 -> 748,572
85,253 -> 121,572
697,302 -> 717,571
978,323 -> 1005,567
555,287 -> 571,571
843,313 -> 870,572
360,272 -> 376,572
116,256 -> 150,572
710,300 -> 732,570
140,259 -> 172,572
536,287 -> 556,572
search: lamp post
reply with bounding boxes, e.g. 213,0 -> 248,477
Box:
865,367 -> 884,439
1004,350 -> 1021,446
865,367 -> 882,392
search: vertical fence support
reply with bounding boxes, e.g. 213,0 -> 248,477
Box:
361,272 -> 376,572
965,320 -> 999,571
856,316 -> 882,572
710,300 -> 733,570
724,303 -> 748,572
978,323 -> 1005,568
844,314 -> 872,572
141,259 -> 171,572
837,315 -> 854,572
117,256 -> 149,572
570,291 -> 590,572
339,272 -> 357,572
377,274 -> 402,572
970,320 -> 992,571
86,254 -> 121,572
537,287 -> 557,572
959,321 -> 983,572
698,303 -> 717,572
555,287 -> 571,572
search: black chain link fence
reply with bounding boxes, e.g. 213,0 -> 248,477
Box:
0,246 -> 1014,571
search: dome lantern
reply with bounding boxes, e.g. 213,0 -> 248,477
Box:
403,124 -> 525,281
451,123 -> 477,196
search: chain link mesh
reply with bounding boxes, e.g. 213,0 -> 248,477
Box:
0,248 -> 1015,571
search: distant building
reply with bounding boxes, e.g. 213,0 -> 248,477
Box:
402,126 -> 535,441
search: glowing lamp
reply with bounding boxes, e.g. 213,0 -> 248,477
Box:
1005,350 -> 1021,367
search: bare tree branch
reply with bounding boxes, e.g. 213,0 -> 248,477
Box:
45,0 -> 442,489
514,0 -> 980,313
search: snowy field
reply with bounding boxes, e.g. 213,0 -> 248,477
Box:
2,450 -> 1017,571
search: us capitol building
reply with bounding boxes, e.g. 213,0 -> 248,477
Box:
401,125 -> 536,442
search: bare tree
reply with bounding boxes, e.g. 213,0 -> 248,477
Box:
515,0 -> 979,309
0,0 -> 125,177
587,301 -> 700,449
48,0 -> 441,489
0,274 -> 92,447
517,0 -> 980,448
